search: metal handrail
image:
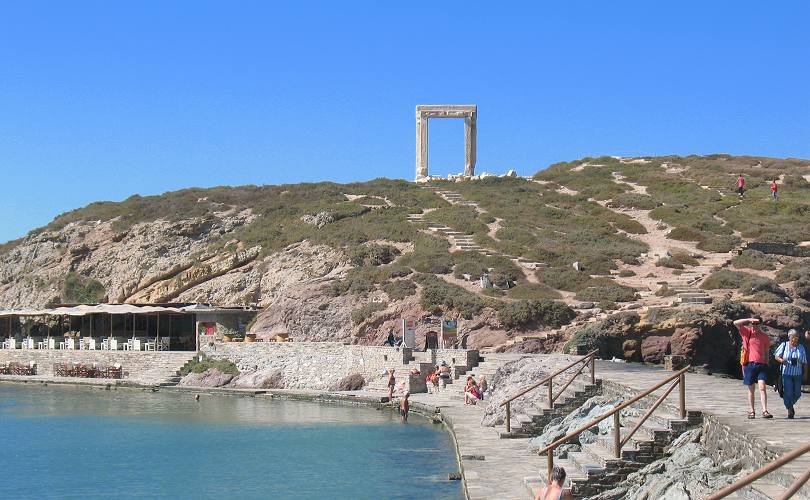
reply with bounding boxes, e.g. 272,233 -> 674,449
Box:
499,350 -> 598,433
707,442 -> 810,500
536,365 -> 690,479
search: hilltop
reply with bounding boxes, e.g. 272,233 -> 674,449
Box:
3,154 -> 810,358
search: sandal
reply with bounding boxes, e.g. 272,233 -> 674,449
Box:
762,411 -> 773,419
748,411 -> 756,419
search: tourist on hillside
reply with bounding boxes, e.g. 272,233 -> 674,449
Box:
734,317 -> 773,419
771,179 -> 779,200
387,369 -> 396,402
400,392 -> 410,422
774,329 -> 808,419
535,466 -> 573,500
464,376 -> 480,405
737,174 -> 746,197
478,376 -> 488,401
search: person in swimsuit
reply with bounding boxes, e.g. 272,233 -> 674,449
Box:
535,466 -> 573,500
438,361 -> 451,390
400,392 -> 410,422
387,369 -> 395,402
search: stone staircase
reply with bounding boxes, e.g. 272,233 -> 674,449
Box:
524,406 -> 701,498
411,185 -> 547,272
364,349 -> 480,394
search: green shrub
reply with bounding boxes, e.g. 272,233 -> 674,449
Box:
507,283 -> 562,300
575,283 -> 639,302
380,264 -> 412,280
792,278 -> 810,301
612,217 -> 648,235
381,280 -> 416,301
738,277 -> 789,301
328,267 -> 381,296
607,193 -> 659,210
414,274 -> 484,319
350,302 -> 387,324
497,299 -> 576,329
667,227 -> 704,242
399,234 -> 453,274
598,301 -> 618,311
731,250 -> 776,271
671,251 -> 699,267
180,354 -> 239,376
482,288 -> 505,297
655,285 -> 678,297
536,268 -> 595,292
701,269 -> 757,290
697,235 -> 742,253
62,273 -> 106,304
564,312 -> 640,354
656,257 -> 683,270
775,260 -> 810,283
348,244 -> 400,267
709,299 -> 752,320
618,270 -> 636,277
748,292 -> 787,303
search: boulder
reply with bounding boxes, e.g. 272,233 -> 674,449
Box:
622,340 -> 640,360
333,373 -> 366,391
229,368 -> 285,389
641,333 -> 671,363
178,368 -> 234,387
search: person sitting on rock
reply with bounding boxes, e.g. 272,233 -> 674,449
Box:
535,466 -> 573,500
478,376 -> 488,401
383,328 -> 396,346
464,376 -> 480,405
734,316 -> 773,419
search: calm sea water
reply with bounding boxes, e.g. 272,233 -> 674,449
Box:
0,384 -> 462,500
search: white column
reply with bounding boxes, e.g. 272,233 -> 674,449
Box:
464,112 -> 477,177
416,111 -> 429,179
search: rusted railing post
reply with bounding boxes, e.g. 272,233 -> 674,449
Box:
613,412 -> 621,458
679,372 -> 686,419
505,401 -> 511,433
547,448 -> 554,480
590,353 -> 595,385
547,379 -> 553,409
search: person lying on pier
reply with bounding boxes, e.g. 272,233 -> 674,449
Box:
535,466 -> 573,500
774,329 -> 808,419
400,392 -> 410,422
734,316 -> 773,419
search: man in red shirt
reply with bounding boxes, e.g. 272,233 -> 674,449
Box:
771,179 -> 779,201
734,317 -> 773,418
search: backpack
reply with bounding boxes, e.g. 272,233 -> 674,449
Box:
740,332 -> 750,366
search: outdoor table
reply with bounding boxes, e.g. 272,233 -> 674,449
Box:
21,338 -> 34,349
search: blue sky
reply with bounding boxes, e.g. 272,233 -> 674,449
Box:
1,1 -> 809,243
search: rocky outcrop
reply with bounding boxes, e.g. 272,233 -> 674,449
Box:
333,373 -> 365,391
589,429 -> 744,500
178,368 -> 234,387
230,368 -> 285,389
482,356 -> 563,426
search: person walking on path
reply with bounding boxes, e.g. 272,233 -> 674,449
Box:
535,466 -> 573,500
734,317 -> 773,419
771,179 -> 779,200
737,174 -> 746,197
774,329 -> 808,419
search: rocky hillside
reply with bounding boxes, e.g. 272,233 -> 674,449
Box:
3,155 -> 810,354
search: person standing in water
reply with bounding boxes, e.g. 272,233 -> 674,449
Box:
400,392 -> 410,422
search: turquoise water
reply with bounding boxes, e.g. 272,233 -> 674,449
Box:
0,384 -> 463,500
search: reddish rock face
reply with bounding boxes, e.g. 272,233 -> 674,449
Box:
640,334 -> 671,363
671,327 -> 700,359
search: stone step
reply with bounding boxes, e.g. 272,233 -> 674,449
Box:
680,296 -> 713,304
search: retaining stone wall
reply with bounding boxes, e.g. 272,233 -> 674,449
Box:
744,242 -> 810,257
201,342 -> 479,392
